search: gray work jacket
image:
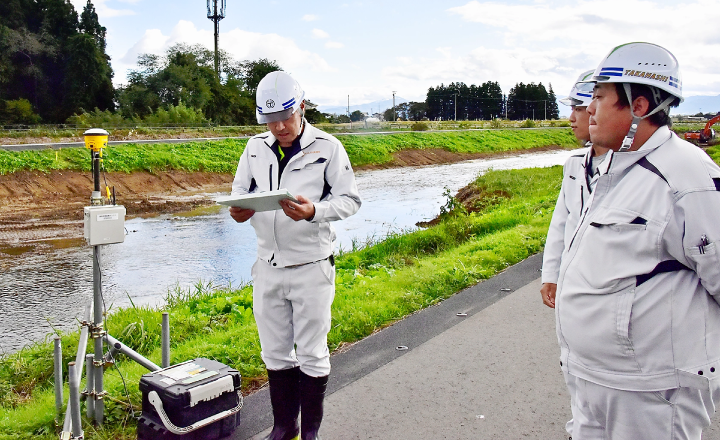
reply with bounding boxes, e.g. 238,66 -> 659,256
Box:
556,126 -> 720,392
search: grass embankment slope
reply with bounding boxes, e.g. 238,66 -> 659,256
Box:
0,129 -> 576,174
0,129 -> 580,439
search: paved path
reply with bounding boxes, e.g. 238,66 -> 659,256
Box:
234,253 -> 720,439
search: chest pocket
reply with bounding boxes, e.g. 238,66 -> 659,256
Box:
590,215 -> 648,232
573,208 -> 661,290
290,157 -> 327,172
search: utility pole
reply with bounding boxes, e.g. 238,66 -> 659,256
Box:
206,0 -> 226,76
348,95 -> 353,129
454,92 -> 457,121
392,91 -> 396,121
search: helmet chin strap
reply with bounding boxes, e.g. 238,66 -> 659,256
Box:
619,83 -> 676,152
297,106 -> 306,138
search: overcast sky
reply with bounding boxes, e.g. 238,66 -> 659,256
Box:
70,0 -> 720,110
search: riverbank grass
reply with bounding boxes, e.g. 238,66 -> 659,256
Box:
0,129 -> 578,175
0,164 -> 563,439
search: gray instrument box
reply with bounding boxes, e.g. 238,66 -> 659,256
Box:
83,205 -> 126,245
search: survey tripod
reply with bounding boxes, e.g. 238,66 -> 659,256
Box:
55,129 -> 171,440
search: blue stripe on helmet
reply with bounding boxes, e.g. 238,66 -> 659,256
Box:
600,67 -> 624,72
577,92 -> 592,98
282,99 -> 296,110
282,97 -> 296,106
257,106 -> 263,113
599,71 -> 623,77
669,82 -> 678,88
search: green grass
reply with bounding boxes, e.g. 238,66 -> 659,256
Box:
0,129 -> 578,175
706,145 -> 720,163
0,119 -> 570,141
340,129 -> 577,168
0,165 -> 563,439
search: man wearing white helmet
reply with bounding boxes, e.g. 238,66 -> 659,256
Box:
541,69 -> 610,309
229,71 -> 361,440
554,42 -> 720,439
541,70 -> 610,439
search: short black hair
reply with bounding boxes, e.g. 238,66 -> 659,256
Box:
613,83 -> 680,127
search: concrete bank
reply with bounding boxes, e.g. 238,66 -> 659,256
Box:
234,253 -> 720,439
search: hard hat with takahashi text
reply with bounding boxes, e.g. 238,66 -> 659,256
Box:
587,42 -> 683,151
591,42 -> 683,102
256,71 -> 305,124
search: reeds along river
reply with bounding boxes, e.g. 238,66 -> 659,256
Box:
0,149 -> 579,353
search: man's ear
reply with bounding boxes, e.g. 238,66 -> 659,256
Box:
632,95 -> 651,117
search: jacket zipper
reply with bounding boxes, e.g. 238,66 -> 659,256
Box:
269,164 -> 273,190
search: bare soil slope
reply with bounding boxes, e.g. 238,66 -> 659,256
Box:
0,147 -> 561,245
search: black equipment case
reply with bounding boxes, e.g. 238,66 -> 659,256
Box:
137,358 -> 243,440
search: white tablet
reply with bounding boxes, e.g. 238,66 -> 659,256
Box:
215,189 -> 299,212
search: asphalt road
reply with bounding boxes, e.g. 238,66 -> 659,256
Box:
232,252 -> 720,440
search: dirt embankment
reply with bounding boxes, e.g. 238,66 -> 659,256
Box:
0,146 -> 563,246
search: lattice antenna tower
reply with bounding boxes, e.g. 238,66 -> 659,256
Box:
207,0 -> 226,75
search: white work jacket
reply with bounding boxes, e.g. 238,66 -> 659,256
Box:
542,146 -> 592,284
232,122 -> 361,268
556,126 -> 720,393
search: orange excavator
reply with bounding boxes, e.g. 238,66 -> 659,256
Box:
684,114 -> 720,145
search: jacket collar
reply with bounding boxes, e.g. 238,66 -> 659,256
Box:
603,125 -> 673,176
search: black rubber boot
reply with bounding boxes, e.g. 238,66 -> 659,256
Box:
299,371 -> 329,440
265,367 -> 301,440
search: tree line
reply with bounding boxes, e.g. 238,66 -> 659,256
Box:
383,82 -> 559,122
0,0 -> 560,126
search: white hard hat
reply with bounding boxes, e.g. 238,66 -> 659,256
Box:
591,42 -> 683,102
560,70 -> 595,107
255,71 -> 305,124
588,42 -> 683,151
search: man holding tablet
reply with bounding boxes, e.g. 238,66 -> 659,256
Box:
229,71 -> 361,440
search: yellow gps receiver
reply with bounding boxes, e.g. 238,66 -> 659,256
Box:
83,128 -> 109,153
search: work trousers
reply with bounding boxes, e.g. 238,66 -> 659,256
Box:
566,373 -> 720,440
252,257 -> 335,377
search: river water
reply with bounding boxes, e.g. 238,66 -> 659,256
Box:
0,149 -> 578,353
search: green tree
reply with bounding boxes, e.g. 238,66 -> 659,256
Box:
0,0 -> 114,122
0,98 -> 41,124
506,82 -> 554,120
63,32 -> 115,115
408,102 -> 427,121
117,45 -> 273,125
547,84 -> 559,120
242,58 -> 282,96
79,0 -> 106,51
304,100 -> 327,124
350,109 -> 364,122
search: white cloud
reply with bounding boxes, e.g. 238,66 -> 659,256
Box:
70,0 -> 135,17
312,29 -> 330,39
445,0 -> 720,97
325,41 -> 344,49
302,14 -> 319,21
115,20 -> 335,84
